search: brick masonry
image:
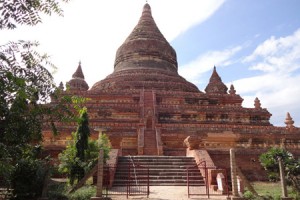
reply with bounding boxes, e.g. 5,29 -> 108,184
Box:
43,3 -> 300,181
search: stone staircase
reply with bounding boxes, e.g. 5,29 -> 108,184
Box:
113,156 -> 205,186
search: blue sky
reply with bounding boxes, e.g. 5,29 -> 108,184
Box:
176,0 -> 300,126
1,0 -> 299,126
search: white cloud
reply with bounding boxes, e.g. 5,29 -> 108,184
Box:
0,0 -> 226,88
244,28 -> 300,73
233,74 -> 300,107
233,29 -> 300,126
179,45 -> 242,82
237,74 -> 300,126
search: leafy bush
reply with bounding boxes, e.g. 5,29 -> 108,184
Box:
10,158 -> 48,200
259,147 -> 300,192
47,183 -> 68,200
99,134 -> 111,163
243,191 -> 256,200
59,133 -> 111,185
267,172 -> 279,182
68,185 -> 96,200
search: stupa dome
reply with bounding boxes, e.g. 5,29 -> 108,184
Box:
91,3 -> 199,93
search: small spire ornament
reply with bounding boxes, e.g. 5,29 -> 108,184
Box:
285,112 -> 295,129
229,84 -> 236,95
254,97 -> 261,109
59,81 -> 64,90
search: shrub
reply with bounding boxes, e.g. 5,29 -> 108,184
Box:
243,191 -> 255,200
10,158 -> 47,200
59,133 -> 111,185
47,183 -> 68,200
68,185 -> 96,200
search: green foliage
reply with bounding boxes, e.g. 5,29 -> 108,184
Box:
58,100 -> 111,185
0,0 -> 73,199
259,147 -> 293,173
68,185 -> 96,200
75,107 -> 90,161
71,96 -> 90,114
267,172 -> 279,182
58,133 -> 111,185
0,40 -> 74,194
99,133 -> 112,163
0,0 -> 70,29
3,145 -> 49,200
57,133 -> 77,173
0,40 -> 56,139
10,158 -> 48,200
73,107 -> 90,183
243,191 -> 256,200
259,148 -> 300,193
47,183 -> 95,200
47,182 -> 68,200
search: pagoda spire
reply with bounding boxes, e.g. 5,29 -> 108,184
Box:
285,112 -> 295,129
58,81 -> 64,90
254,97 -> 261,109
205,66 -> 228,94
229,84 -> 236,95
72,61 -> 85,79
67,61 -> 89,91
114,3 -> 178,73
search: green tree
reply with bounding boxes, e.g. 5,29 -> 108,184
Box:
75,107 -> 90,161
98,133 -> 111,163
259,147 -> 300,193
73,107 -> 90,183
0,40 -> 73,198
1,0 -> 69,29
0,0 -> 71,198
58,98 -> 112,185
59,131 -> 112,185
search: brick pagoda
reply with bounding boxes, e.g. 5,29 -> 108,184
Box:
44,3 -> 300,180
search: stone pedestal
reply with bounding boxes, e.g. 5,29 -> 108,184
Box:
279,157 -> 288,198
237,176 -> 244,193
91,149 -> 113,200
230,148 -> 238,197
230,148 -> 244,200
216,173 -> 226,194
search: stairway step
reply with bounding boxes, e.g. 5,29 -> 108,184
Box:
115,170 -> 200,174
117,162 -> 196,166
117,165 -> 197,169
115,172 -> 201,176
114,175 -> 203,180
113,179 -> 205,186
114,156 -> 204,186
119,156 -> 193,159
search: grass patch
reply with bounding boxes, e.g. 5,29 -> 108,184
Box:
252,181 -> 282,197
246,181 -> 299,199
